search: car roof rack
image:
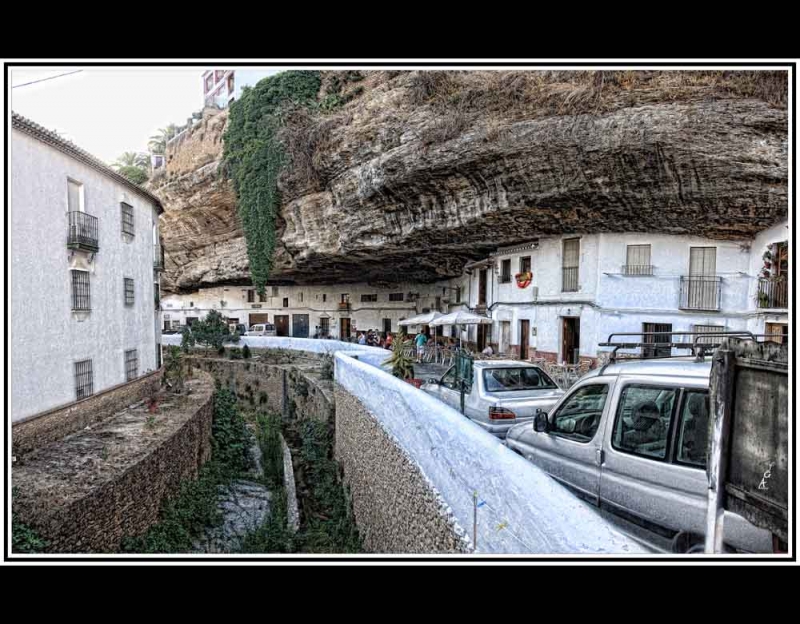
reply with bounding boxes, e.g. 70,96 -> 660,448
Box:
597,331 -> 763,369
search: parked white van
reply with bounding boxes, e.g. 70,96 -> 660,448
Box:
505,356 -> 775,553
245,323 -> 276,337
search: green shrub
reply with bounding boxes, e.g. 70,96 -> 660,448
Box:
211,388 -> 252,474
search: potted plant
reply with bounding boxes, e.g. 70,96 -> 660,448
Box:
383,339 -> 416,383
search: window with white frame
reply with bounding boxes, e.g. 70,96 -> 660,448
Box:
624,245 -> 652,275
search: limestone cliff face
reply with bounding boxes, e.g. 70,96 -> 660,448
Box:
154,70 -> 788,293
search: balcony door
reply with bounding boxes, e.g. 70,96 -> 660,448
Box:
68,179 -> 84,212
688,247 -> 717,309
478,269 -> 487,305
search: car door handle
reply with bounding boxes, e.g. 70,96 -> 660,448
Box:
595,449 -> 605,466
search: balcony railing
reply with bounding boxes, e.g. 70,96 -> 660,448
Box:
338,302 -> 351,313
154,288 -> 161,311
621,264 -> 654,276
67,211 -> 99,252
757,278 -> 788,309
562,266 -> 579,292
679,276 -> 722,311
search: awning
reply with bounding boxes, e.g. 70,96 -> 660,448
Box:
429,310 -> 493,327
398,310 -> 444,326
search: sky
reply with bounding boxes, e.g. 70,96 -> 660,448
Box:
11,67 -> 240,165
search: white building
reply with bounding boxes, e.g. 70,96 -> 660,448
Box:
161,222 -> 788,361
11,112 -> 164,422
450,225 -> 789,364
201,69 -> 279,109
161,281 -> 444,340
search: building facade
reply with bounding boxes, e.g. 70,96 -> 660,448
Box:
161,281 -> 445,340
449,225 -> 789,363
201,69 -> 278,109
11,113 -> 164,422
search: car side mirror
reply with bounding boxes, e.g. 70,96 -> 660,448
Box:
534,412 -> 549,432
427,378 -> 439,385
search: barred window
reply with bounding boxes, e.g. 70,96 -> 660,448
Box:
121,202 -> 134,236
125,349 -> 138,381
124,278 -> 135,305
71,270 -> 91,311
75,359 -> 94,400
361,294 -> 378,302
694,324 -> 726,345
500,259 -> 511,283
247,289 -> 255,303
389,292 -> 404,302
520,256 -> 531,274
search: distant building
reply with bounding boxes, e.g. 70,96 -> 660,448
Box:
161,282 -> 444,340
11,112 -> 165,422
202,69 -> 278,109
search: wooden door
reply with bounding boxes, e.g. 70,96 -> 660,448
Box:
561,317 -> 580,364
519,319 -> 530,360
274,315 -> 290,336
340,317 -> 351,340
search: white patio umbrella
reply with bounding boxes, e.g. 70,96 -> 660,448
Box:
398,310 -> 444,362
429,310 -> 492,350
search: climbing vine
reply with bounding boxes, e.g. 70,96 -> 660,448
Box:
223,71 -> 322,296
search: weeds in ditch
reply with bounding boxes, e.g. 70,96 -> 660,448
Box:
120,388 -> 253,553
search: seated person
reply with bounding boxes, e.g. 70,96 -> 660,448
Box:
623,400 -> 666,449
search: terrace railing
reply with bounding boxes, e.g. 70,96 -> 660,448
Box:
757,278 -> 788,309
679,275 -> 722,311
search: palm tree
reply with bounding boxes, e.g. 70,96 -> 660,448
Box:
113,151 -> 149,170
148,124 -> 180,154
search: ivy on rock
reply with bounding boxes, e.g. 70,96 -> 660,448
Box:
223,71 -> 322,296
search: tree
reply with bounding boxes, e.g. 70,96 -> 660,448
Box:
117,165 -> 148,185
183,310 -> 240,351
113,151 -> 150,169
148,124 -> 180,154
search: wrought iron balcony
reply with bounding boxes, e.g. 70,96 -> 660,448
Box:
338,302 -> 351,313
67,211 -> 99,252
679,276 -> 722,311
757,278 -> 788,309
621,264 -> 654,276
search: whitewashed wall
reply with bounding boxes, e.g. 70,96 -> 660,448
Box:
162,281 -> 442,337
11,130 -> 160,421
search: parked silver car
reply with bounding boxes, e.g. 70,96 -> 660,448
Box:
504,357 -> 774,553
421,360 -> 564,438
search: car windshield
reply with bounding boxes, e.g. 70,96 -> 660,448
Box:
482,367 -> 558,392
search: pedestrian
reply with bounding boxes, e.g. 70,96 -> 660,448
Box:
358,332 -> 366,345
415,331 -> 428,363
385,332 -> 394,350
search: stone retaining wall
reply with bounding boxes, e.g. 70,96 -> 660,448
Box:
13,372 -> 215,553
335,387 -> 470,553
189,356 -> 334,424
12,369 -> 163,458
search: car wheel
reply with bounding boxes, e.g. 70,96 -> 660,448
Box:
671,532 -> 705,554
